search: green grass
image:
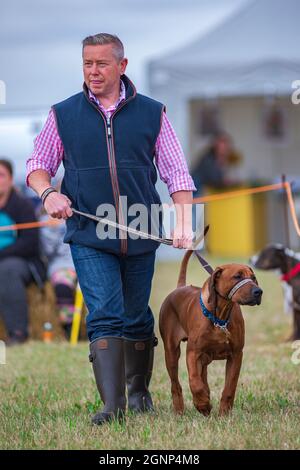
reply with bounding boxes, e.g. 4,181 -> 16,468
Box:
1,256 -> 300,450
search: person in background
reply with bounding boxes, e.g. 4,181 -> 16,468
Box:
191,131 -> 242,196
39,206 -> 77,339
0,159 -> 47,345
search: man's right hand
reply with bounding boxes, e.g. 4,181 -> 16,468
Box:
43,192 -> 73,220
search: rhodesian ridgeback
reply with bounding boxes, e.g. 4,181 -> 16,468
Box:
159,250 -> 262,417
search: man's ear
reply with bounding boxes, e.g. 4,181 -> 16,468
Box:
208,267 -> 223,311
120,57 -> 128,74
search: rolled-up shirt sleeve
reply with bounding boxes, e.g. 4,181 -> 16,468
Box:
155,112 -> 196,196
26,109 -> 64,186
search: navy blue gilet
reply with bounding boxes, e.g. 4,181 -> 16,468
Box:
52,75 -> 165,256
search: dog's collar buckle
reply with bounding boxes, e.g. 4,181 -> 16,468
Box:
214,322 -> 229,330
214,322 -> 231,343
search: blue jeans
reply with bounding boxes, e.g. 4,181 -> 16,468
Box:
70,244 -> 156,343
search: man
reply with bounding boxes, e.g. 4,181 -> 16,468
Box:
26,33 -> 196,425
0,159 -> 46,345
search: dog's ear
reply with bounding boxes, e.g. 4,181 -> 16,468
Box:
275,247 -> 288,269
248,267 -> 258,285
208,267 -> 223,311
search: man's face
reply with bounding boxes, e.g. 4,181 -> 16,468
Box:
83,44 -> 128,99
0,165 -> 13,196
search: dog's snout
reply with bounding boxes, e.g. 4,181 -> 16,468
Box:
252,286 -> 263,301
252,287 -> 262,297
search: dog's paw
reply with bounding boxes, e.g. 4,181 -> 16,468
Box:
173,402 -> 185,415
174,407 -> 185,416
195,403 -> 212,417
218,406 -> 232,417
172,395 -> 185,415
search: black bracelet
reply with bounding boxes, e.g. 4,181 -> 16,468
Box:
41,187 -> 57,205
40,187 -> 54,199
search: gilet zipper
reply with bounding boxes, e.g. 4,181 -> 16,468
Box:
106,115 -> 127,254
83,86 -> 136,255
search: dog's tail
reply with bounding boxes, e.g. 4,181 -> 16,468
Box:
177,250 -> 194,288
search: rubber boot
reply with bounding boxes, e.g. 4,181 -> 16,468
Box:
124,336 -> 158,413
89,337 -> 126,425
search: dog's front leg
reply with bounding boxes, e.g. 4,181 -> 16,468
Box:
219,351 -> 243,416
186,346 -> 212,416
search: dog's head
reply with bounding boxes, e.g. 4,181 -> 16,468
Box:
208,263 -> 263,309
250,244 -> 287,271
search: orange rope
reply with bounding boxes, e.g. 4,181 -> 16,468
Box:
193,181 -> 300,238
284,181 -> 300,237
0,182 -> 299,237
0,218 -> 61,232
193,182 -> 284,203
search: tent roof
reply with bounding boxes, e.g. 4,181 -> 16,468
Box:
149,0 -> 300,96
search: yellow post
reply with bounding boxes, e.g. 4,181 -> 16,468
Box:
205,186 -> 267,258
70,283 -> 84,345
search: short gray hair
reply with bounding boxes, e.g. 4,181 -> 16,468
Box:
82,33 -> 124,62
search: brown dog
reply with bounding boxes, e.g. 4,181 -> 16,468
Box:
159,250 -> 262,417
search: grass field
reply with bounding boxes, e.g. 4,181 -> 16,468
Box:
0,256 -> 299,450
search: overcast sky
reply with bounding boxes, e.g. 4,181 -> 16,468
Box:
0,0 -> 246,110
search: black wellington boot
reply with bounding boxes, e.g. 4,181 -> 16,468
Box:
124,336 -> 158,413
89,337 -> 126,425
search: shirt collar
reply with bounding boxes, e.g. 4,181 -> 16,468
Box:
88,79 -> 126,110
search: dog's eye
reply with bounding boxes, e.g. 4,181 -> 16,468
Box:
233,273 -> 243,280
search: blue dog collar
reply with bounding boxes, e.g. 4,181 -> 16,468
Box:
199,291 -> 230,329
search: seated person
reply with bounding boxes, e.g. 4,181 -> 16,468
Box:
0,159 -> 47,345
39,207 -> 77,339
191,131 -> 242,196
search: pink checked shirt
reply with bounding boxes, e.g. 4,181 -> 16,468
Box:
26,80 -> 196,196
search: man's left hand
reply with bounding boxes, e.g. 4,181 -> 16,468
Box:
171,225 -> 194,249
